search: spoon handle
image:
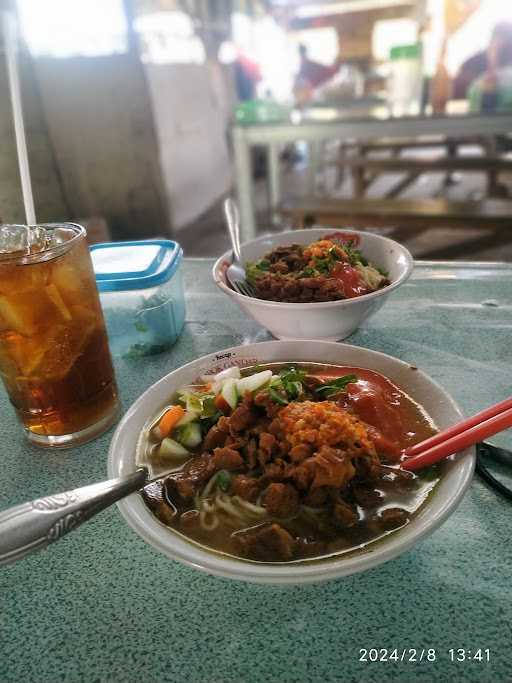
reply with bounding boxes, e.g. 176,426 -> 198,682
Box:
223,197 -> 242,262
0,469 -> 147,567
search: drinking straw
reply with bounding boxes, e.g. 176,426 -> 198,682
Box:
2,11 -> 36,225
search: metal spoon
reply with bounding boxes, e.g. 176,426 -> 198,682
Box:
0,468 -> 153,566
223,198 -> 255,297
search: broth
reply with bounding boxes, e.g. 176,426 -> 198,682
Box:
142,363 -> 440,563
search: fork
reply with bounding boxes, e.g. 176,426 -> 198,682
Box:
223,198 -> 255,297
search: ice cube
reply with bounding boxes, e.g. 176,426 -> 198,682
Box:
2,315 -> 96,380
0,225 -> 30,254
0,224 -> 75,256
69,304 -> 98,326
0,224 -> 52,255
45,284 -> 72,321
0,264 -> 47,296
50,260 -> 85,305
44,226 -> 74,247
1,330 -> 46,376
0,285 -> 75,335
27,226 -> 50,253
29,319 -> 97,380
0,291 -> 42,334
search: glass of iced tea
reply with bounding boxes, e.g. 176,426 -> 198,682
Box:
0,223 -> 119,447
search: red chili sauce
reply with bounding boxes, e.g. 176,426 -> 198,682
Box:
308,365 -> 436,460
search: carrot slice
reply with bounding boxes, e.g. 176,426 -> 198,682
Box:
215,393 -> 231,414
158,405 -> 185,439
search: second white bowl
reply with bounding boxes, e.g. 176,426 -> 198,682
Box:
213,228 -> 413,341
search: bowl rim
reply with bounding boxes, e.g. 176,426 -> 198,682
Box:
108,340 -> 475,584
212,228 -> 414,310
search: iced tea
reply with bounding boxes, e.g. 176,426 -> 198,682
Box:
0,223 -> 119,447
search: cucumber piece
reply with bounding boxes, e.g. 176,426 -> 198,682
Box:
176,409 -> 200,427
221,378 -> 238,410
236,370 -> 273,396
210,380 -> 222,395
215,366 -> 241,382
158,437 -> 189,460
177,391 -> 216,417
177,390 -> 202,414
176,422 -> 202,448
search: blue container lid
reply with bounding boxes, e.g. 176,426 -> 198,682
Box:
90,239 -> 182,292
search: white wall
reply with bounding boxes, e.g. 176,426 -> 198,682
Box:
0,50 -> 68,224
144,61 -> 232,230
33,54 -> 170,238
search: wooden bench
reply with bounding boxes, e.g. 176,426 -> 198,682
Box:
341,156 -> 512,198
280,196 -> 512,230
358,135 -> 487,154
334,135 -> 491,193
343,156 -> 512,172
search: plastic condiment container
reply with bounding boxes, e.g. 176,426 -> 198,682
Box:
388,44 -> 423,116
90,240 -> 185,358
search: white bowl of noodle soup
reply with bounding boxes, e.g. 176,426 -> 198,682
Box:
107,340 -> 475,584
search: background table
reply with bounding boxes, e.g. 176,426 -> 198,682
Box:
1,259 -> 511,683
233,111 -> 512,239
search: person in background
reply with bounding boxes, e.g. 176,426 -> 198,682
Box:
430,38 -> 452,114
232,50 -> 266,178
462,22 -> 512,196
467,22 -> 512,112
453,22 -> 512,101
234,50 -> 262,101
294,44 -> 342,105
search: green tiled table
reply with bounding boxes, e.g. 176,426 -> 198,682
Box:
1,259 -> 511,683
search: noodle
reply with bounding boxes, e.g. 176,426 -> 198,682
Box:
195,474 -> 269,531
232,496 -> 267,517
201,499 -> 215,514
216,493 -> 247,520
200,476 -> 219,500
199,509 -> 219,531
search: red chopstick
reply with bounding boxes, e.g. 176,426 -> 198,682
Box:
405,396 -> 512,458
401,405 -> 512,472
